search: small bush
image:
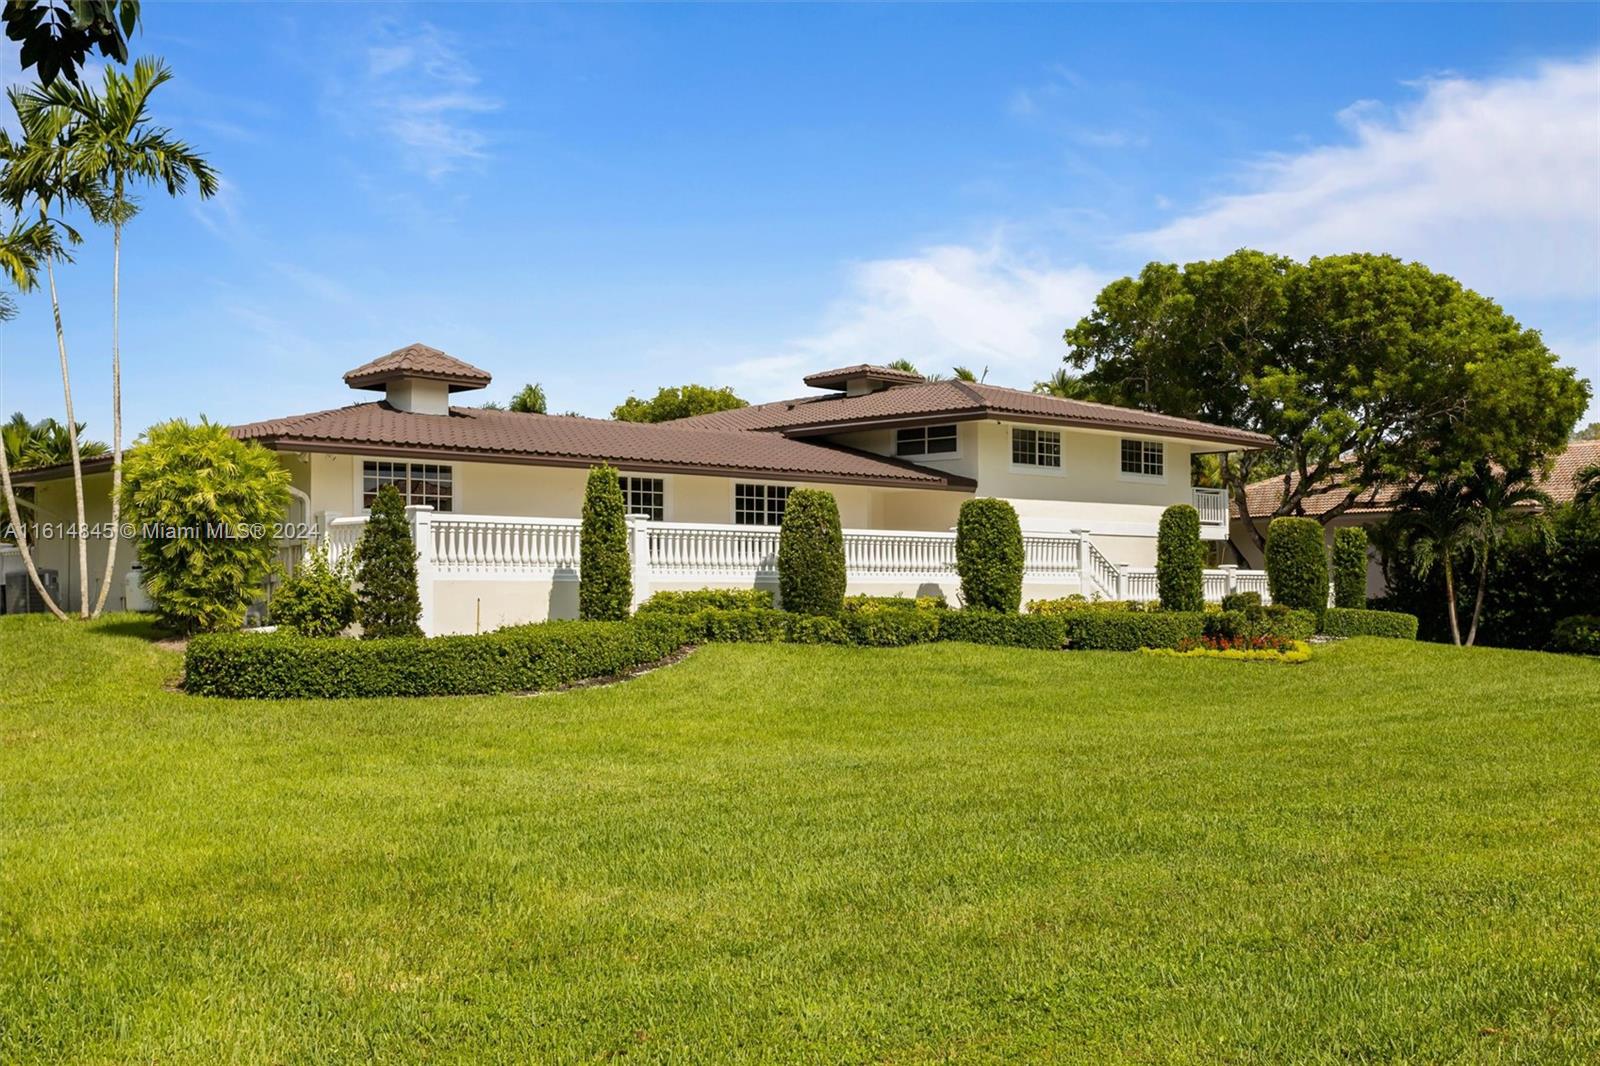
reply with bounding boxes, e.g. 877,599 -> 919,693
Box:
355,484 -> 422,639
1549,615 -> 1600,655
1147,637 -> 1311,663
1205,605 -> 1317,643
778,489 -> 846,616
637,588 -> 774,615
1027,597 -> 1163,615
580,465 -> 632,621
785,614 -> 851,645
841,608 -> 942,647
679,607 -> 789,644
1060,610 -> 1205,651
1321,607 -> 1419,640
1332,527 -> 1369,609
1266,517 -> 1329,613
1157,505 -> 1205,611
1220,590 -> 1262,611
841,594 -> 947,614
956,498 -> 1024,612
185,617 -> 688,699
938,609 -> 1065,650
271,542 -> 355,638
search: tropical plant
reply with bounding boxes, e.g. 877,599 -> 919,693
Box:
1331,527 -> 1368,609
271,541 -> 356,638
119,418 -> 290,634
1387,474 -> 1475,646
34,56 -> 216,619
1576,464 -> 1599,509
611,385 -> 746,423
955,497 -> 1024,612
0,411 -> 105,545
777,488 -> 845,616
1156,504 -> 1204,611
1457,461 -> 1551,646
509,383 -> 547,414
886,359 -> 920,375
1264,517 -> 1328,614
578,464 -> 631,620
1032,368 -> 1089,399
353,484 -> 422,639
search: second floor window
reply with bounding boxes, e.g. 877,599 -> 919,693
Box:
619,476 -> 665,521
895,424 -> 958,457
363,461 -> 454,512
1120,439 -> 1165,478
1010,428 -> 1061,470
734,483 -> 790,525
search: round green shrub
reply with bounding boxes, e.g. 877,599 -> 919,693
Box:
579,464 -> 632,621
1548,615 -> 1600,655
119,418 -> 291,634
778,488 -> 846,616
354,484 -> 422,638
1265,516 -> 1329,612
1157,504 -> 1205,611
956,497 -> 1024,612
272,541 -> 355,638
1332,526 -> 1369,609
1220,590 -> 1262,611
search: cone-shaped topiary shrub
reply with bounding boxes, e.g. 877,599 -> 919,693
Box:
1332,526 -> 1369,609
1266,516 -> 1328,612
580,464 -> 632,621
355,484 -> 422,638
1157,504 -> 1205,611
778,488 -> 846,616
956,497 -> 1024,612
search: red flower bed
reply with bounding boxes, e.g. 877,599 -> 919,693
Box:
1177,633 -> 1300,654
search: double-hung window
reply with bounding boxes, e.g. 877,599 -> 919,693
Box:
733,483 -> 790,525
895,424 -> 958,458
1120,439 -> 1165,479
362,461 -> 454,512
618,476 -> 666,521
1010,428 -> 1062,470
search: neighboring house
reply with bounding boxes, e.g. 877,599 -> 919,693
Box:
14,343 -> 1275,631
1229,439 -> 1600,598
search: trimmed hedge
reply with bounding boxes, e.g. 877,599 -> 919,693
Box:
1027,596 -> 1165,615
1550,615 -> 1600,656
841,594 -> 947,613
1220,590 -> 1262,611
1332,527 -> 1369,609
1265,517 -> 1328,613
778,489 -> 846,616
579,465 -> 632,621
637,588 -> 774,615
185,618 -> 687,699
1157,504 -> 1205,612
841,607 -> 943,647
1060,610 -> 1206,651
956,498 -> 1024,612
938,609 -> 1065,650
1205,605 -> 1318,643
784,614 -> 851,645
1320,607 -> 1419,640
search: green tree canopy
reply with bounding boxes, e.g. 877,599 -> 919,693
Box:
1063,251 -> 1590,549
611,384 -> 747,423
509,383 -> 547,414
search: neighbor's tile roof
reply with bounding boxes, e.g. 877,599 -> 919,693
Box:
802,364 -> 927,389
230,403 -> 975,489
677,378 -> 1275,449
1237,439 -> 1600,518
343,343 -> 493,391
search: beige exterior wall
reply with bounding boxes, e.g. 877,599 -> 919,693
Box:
16,472 -> 132,614
1233,513 -> 1388,598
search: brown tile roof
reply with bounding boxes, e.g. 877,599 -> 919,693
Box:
230,403 -> 975,489
343,343 -> 493,392
1238,439 -> 1600,518
802,364 -> 926,390
677,378 -> 1275,449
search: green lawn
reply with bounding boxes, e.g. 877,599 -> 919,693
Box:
2,616 -> 1598,1063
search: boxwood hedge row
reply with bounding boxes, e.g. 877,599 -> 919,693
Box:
1320,607 -> 1419,640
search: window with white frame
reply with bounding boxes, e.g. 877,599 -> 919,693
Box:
1120,439 -> 1164,478
895,424 -> 958,457
362,461 -> 454,512
1010,428 -> 1061,469
619,476 -> 665,521
733,483 -> 790,525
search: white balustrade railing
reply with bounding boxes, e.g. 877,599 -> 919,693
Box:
1203,569 -> 1231,602
1080,535 -> 1123,600
430,514 -> 580,577
650,522 -> 780,578
1192,487 -> 1229,527
1124,567 -> 1160,602
1023,532 -> 1081,579
845,529 -> 957,577
325,517 -> 366,570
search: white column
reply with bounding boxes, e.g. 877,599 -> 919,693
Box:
1221,563 -> 1238,597
625,514 -> 652,611
1116,563 -> 1128,601
407,505 -> 436,637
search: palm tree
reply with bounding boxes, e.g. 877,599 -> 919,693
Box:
1460,461 -> 1550,646
1033,368 -> 1090,399
1392,473 -> 1476,646
0,85 -> 106,617
33,57 -> 217,618
1576,464 -> 1600,509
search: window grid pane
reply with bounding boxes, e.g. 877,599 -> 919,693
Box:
734,483 -> 789,525
362,461 -> 407,509
926,425 -> 958,454
1121,439 -> 1163,477
896,427 -> 927,456
409,463 -> 453,512
619,477 -> 665,521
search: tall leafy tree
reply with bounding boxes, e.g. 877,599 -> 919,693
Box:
611,384 -> 747,423
1575,464 -> 1600,509
4,0 -> 140,86
1063,251 -> 1590,551
34,56 -> 216,618
509,383 -> 546,414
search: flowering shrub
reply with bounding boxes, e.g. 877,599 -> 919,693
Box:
1178,633 -> 1300,654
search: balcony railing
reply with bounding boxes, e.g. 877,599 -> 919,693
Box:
1191,486 -> 1229,527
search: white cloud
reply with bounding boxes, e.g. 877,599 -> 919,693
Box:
1134,53 -> 1600,302
719,242 -> 1106,397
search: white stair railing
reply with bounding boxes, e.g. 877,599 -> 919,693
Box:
1191,486 -> 1229,527
1078,533 -> 1123,600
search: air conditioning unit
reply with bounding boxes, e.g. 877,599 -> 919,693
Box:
5,569 -> 58,614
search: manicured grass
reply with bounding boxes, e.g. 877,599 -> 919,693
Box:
2,615 -> 1598,1063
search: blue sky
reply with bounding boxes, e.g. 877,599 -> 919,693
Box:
1,2 -> 1596,437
